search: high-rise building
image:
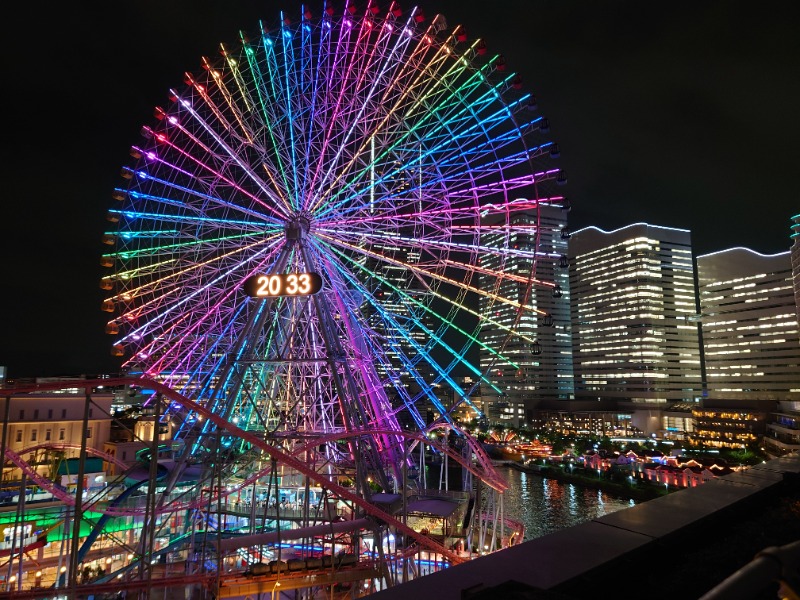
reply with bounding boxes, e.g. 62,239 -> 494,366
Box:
766,215 -> 800,455
696,247 -> 799,401
568,223 -> 703,432
479,205 -> 572,427
361,241 -> 440,420
791,214 -> 800,325
695,246 -> 800,450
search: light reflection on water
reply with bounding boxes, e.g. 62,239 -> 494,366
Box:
500,467 -> 636,541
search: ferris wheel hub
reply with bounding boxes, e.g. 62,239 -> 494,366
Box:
285,212 -> 312,242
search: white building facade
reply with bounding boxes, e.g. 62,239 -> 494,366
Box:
697,247 -> 800,402
479,204 -> 572,427
568,223 -> 704,433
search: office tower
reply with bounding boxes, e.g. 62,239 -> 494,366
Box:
362,242 -> 438,409
792,214 -> 800,324
479,205 -> 572,427
568,224 -> 703,427
771,215 -> 800,454
695,246 -> 800,450
697,247 -> 800,401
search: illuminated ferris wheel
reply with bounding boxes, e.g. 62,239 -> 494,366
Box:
97,1 -> 566,584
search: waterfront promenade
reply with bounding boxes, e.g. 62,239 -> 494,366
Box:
369,452 -> 800,599
505,461 -> 667,502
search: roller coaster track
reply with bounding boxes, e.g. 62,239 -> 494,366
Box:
2,377 -> 476,565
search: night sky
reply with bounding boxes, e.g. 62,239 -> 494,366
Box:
2,0 -> 797,379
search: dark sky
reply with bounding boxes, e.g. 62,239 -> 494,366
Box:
2,0 -> 797,379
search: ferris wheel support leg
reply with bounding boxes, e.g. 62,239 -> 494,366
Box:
67,388 -> 92,595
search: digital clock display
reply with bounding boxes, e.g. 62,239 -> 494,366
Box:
243,272 -> 323,298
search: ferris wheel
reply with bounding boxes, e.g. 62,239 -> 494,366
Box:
99,0 -> 565,561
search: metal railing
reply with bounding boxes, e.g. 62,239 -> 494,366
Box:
699,540 -> 800,600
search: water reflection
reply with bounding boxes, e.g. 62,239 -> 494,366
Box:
499,466 -> 636,541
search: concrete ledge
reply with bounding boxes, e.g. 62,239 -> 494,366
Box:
367,453 -> 800,599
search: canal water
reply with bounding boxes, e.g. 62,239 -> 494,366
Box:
497,466 -> 636,541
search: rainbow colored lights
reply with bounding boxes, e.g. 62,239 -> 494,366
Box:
102,4 -> 563,443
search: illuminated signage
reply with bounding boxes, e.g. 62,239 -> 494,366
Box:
243,273 -> 323,298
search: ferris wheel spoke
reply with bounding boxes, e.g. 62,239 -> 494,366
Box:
312,246 -> 460,409
217,39 -> 298,216
401,61 -> 503,132
103,8 -> 566,576
217,44 -> 256,115
316,224 -> 559,273
277,15 -> 304,211
408,93 -> 534,168
303,6 -> 361,200
132,294 -> 246,372
390,159 -> 556,206
219,36 -> 297,211
295,9 -> 321,202
306,14 -> 421,206
433,123 -> 547,172
181,71 -> 252,151
327,109 -> 536,218
113,236 -> 281,296
399,35 -> 481,122
170,92 -> 295,218
110,240 -> 282,352
110,226 -> 275,261
200,56 -> 256,145
305,10 -> 419,206
132,126 -> 287,222
318,240 -> 513,402
216,46 -> 298,213
183,76 -> 295,209
320,50 -> 516,210
104,236 -> 279,307
107,206 -> 274,235
319,195 -> 564,230
306,19 -> 451,210
317,233 -> 543,341
315,232 -> 541,327
299,11 -> 336,207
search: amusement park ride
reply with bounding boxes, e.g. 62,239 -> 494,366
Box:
2,2 -> 567,598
